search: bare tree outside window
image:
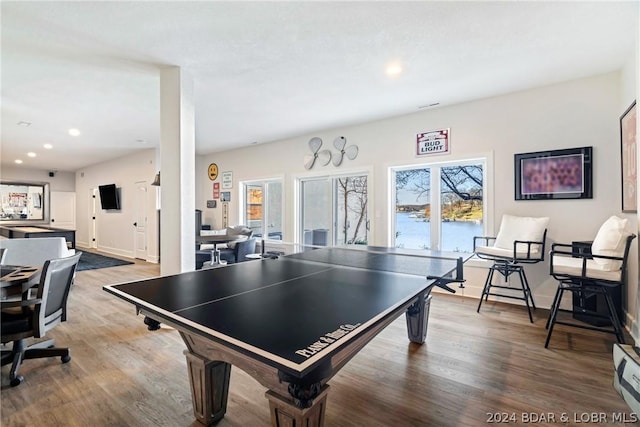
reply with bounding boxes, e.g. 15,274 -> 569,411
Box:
337,176 -> 368,245
440,165 -> 483,222
395,164 -> 483,252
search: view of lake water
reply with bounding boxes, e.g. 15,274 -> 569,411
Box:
395,212 -> 482,253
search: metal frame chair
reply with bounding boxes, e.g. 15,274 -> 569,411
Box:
545,234 -> 636,348
474,215 -> 548,323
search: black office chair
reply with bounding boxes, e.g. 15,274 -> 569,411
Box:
474,214 -> 549,323
545,216 -> 636,348
1,251 -> 82,386
219,238 -> 257,264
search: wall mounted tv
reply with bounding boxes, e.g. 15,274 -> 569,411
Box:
98,184 -> 121,210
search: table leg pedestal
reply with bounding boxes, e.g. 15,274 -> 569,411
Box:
405,294 -> 432,343
266,385 -> 329,427
184,351 -> 231,426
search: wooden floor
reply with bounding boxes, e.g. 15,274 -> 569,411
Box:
1,251 -> 634,426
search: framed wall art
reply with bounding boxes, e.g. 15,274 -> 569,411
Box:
514,146 -> 593,200
620,100 -> 637,213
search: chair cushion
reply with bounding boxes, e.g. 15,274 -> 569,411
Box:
475,245 -> 538,260
551,255 -> 622,282
591,216 -> 630,270
493,214 -> 549,253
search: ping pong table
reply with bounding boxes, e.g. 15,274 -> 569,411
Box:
104,245 -> 466,426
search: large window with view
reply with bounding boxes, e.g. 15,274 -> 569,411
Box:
242,180 -> 283,240
299,174 -> 369,247
393,160 -> 485,253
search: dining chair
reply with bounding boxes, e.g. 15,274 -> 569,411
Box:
219,238 -> 257,264
217,226 -> 253,263
1,251 -> 82,386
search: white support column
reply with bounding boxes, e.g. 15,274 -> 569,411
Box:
160,66 -> 196,275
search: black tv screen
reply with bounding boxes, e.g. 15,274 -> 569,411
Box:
99,184 -> 120,210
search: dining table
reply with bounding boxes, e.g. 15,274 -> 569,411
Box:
1,265 -> 40,299
196,235 -> 243,263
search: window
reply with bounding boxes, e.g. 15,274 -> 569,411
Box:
299,173 -> 369,246
392,159 -> 485,253
0,181 -> 47,222
242,180 -> 283,240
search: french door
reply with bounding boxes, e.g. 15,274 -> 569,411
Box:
243,180 -> 283,240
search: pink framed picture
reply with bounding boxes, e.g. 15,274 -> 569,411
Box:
620,100 -> 637,213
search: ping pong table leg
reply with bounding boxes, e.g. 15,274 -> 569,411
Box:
184,351 -> 231,425
143,316 -> 161,331
266,385 -> 329,427
405,294 -> 432,343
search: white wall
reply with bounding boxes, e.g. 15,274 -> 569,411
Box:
1,166 -> 75,191
0,166 -> 76,225
620,38 -> 639,340
75,149 -> 158,260
197,71 -> 637,320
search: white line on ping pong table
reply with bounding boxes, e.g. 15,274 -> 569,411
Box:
172,263 -> 337,314
174,248 -> 456,315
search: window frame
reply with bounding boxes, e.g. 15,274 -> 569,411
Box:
389,155 -> 493,254
240,177 -> 284,241
294,167 -> 373,246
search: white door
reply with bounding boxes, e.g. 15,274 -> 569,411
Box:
134,182 -> 148,260
50,191 -> 76,229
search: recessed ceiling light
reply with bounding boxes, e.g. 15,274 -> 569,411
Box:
14,159 -> 23,164
43,144 -> 53,149
27,152 -> 36,157
17,121 -> 32,127
385,63 -> 403,76
68,128 -> 81,137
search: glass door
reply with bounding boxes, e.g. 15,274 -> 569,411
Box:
245,184 -> 263,236
300,178 -> 331,246
243,180 -> 283,240
299,174 -> 368,246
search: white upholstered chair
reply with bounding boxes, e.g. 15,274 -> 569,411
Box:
474,214 -> 549,322
545,216 -> 636,348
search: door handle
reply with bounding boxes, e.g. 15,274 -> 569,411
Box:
133,222 -> 137,227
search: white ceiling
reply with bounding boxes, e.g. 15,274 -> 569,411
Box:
1,1 -> 638,172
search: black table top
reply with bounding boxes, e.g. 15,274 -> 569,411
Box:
105,246 -> 464,377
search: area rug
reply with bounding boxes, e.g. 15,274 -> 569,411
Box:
76,251 -> 134,271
